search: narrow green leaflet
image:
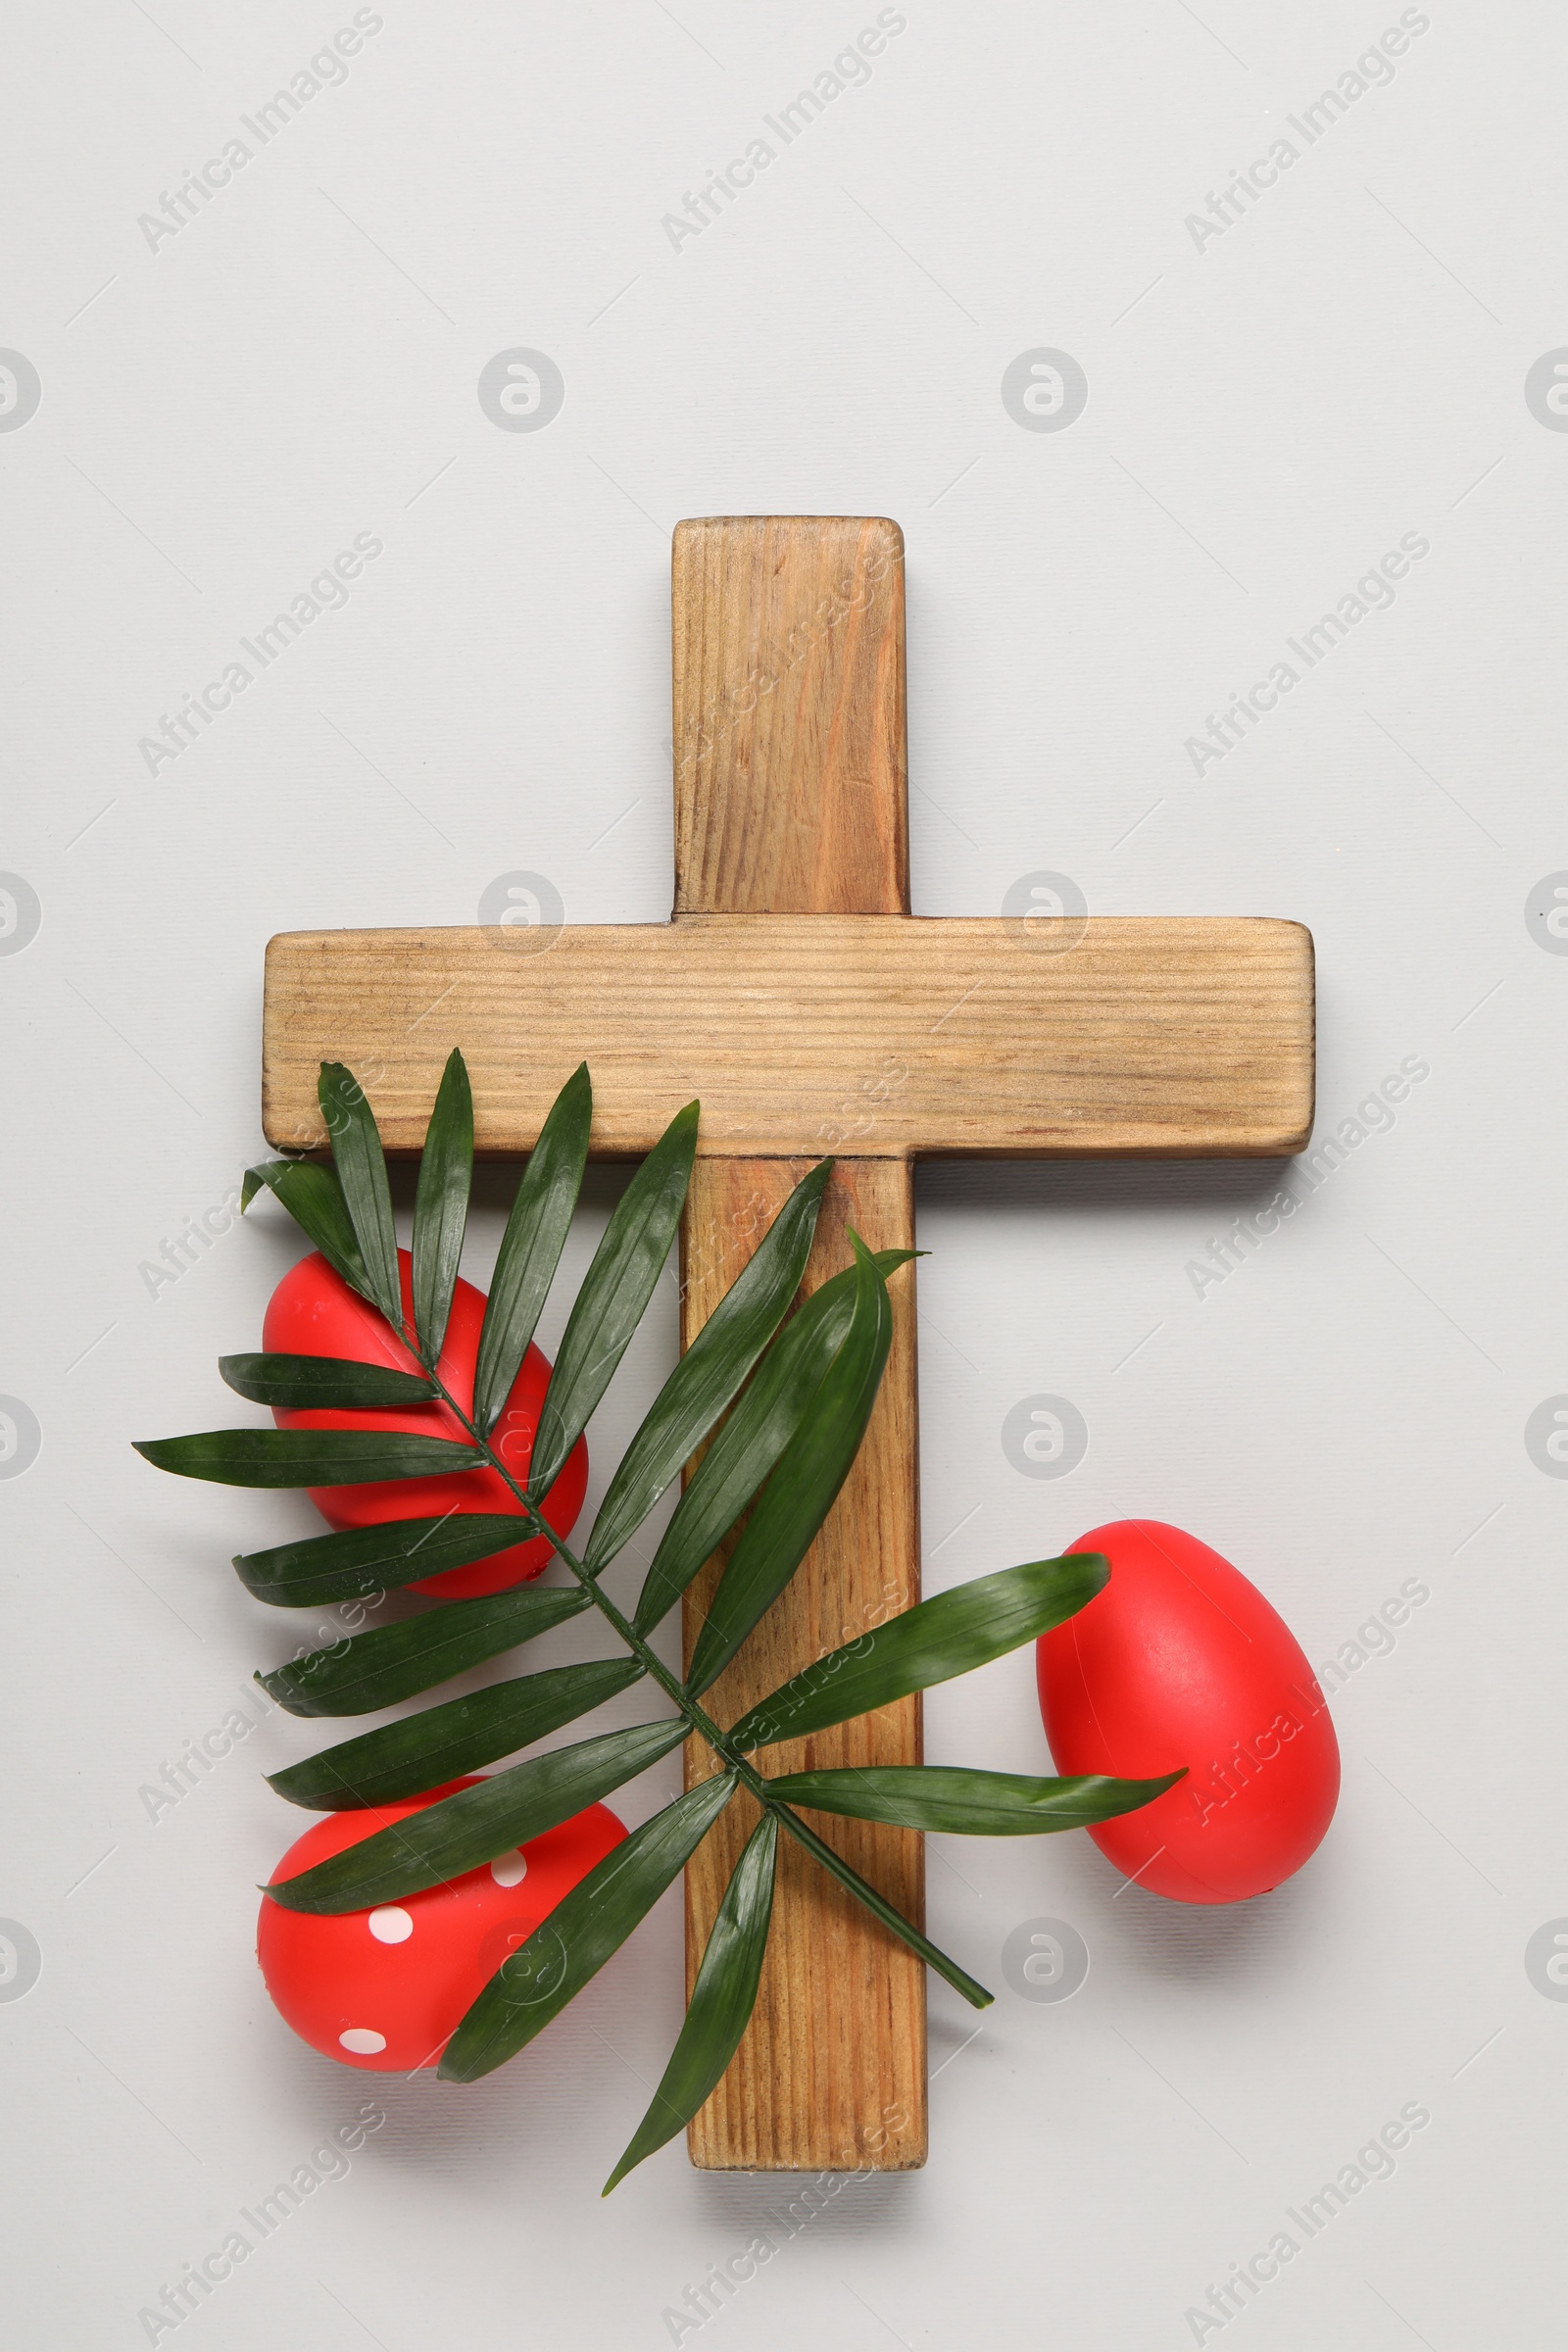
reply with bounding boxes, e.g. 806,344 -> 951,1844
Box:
257,1582 -> 590,1717
439,1773 -> 739,2084
133,1429 -> 482,1488
241,1159 -> 369,1301
318,1063 -> 401,1327
471,1062 -> 592,1437
268,1658 -> 647,1809
529,1100 -> 700,1499
412,1048 -> 473,1366
686,1234 -> 892,1695
763,1765 -> 1184,1836
727,1552 -> 1110,1751
631,1249 -> 916,1635
584,1160 -> 831,1573
219,1353 -> 436,1410
233,1514 -> 533,1608
773,1804 -> 991,2009
602,1813 -> 777,2193
264,1719 -> 688,1913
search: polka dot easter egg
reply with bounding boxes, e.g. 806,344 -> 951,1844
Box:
258,1783 -> 626,2069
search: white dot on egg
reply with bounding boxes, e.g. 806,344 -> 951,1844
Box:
339,2027 -> 387,2054
491,1851 -> 528,1887
368,1906 -> 414,1944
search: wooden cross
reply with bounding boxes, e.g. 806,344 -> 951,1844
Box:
262,514 -> 1314,2173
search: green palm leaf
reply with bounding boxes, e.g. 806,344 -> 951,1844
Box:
685,1234 -> 892,1695
602,1812 -> 777,2192
268,1658 -> 647,1809
257,1581 -> 590,1717
264,1719 -> 688,1913
471,1062 -> 592,1437
241,1159 -> 369,1301
141,1048 -> 1107,2136
132,1429 -> 482,1488
233,1514 -> 533,1608
763,1765 -> 1183,1835
631,1248 -> 916,1635
528,1100 -> 699,1497
219,1354 -> 436,1410
318,1062 -> 401,1327
412,1048 -> 473,1365
728,1553 -> 1110,1751
584,1159 -> 831,1573
438,1773 -> 739,2083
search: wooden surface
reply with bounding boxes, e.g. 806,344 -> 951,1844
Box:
262,915 -> 1315,1158
681,1159 -> 926,2173
671,515 -> 907,915
671,515 -> 925,2173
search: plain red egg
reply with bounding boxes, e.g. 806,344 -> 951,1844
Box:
262,1249 -> 588,1598
257,1783 -> 626,2070
1037,1519 -> 1339,1904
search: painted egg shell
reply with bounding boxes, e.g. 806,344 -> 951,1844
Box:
262,1248 -> 588,1599
1037,1519 -> 1339,1904
258,1782 -> 626,2069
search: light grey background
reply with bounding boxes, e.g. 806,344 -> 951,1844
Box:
4,2 -> 1564,2345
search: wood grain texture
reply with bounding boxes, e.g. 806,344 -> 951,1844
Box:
681,1157 -> 926,2173
671,516 -> 908,916
262,915 -> 1315,1158
672,517 -> 923,2174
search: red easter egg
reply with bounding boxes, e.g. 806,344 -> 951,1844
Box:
257,1783 -> 626,2070
262,1249 -> 588,1598
1037,1519 -> 1339,1904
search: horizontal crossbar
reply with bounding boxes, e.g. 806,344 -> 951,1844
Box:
263,914 -> 1314,1159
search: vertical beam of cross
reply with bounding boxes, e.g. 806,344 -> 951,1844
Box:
672,517 -> 928,2172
